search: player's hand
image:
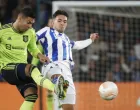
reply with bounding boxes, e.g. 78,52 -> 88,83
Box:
37,53 -> 50,63
90,33 -> 99,42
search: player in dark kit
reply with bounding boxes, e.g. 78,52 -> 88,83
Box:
0,7 -> 66,110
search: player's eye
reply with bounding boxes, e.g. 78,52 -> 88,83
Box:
64,21 -> 67,23
27,21 -> 34,25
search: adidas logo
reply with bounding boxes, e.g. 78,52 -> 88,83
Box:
7,37 -> 12,40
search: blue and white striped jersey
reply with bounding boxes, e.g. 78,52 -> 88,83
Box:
36,27 -> 75,63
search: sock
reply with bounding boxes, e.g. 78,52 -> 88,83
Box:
47,92 -> 53,110
20,101 -> 34,110
31,68 -> 54,91
20,94 -> 37,110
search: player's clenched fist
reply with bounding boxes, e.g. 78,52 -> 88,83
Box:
90,33 -> 99,41
37,53 -> 50,63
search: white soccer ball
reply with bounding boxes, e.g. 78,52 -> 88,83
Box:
99,81 -> 118,100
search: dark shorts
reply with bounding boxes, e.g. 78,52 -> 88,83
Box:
1,63 -> 37,97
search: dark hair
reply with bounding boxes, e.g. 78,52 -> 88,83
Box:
19,6 -> 35,18
52,10 -> 69,19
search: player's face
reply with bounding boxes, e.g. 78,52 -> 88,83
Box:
19,16 -> 35,32
53,15 -> 67,33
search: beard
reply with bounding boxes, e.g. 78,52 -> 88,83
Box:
57,27 -> 65,33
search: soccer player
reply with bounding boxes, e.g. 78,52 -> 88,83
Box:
45,18 -> 56,110
0,7 -> 65,110
35,10 -> 99,110
32,18 -> 55,110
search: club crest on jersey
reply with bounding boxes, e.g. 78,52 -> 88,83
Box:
23,35 -> 28,42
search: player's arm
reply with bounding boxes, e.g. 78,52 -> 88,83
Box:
71,33 -> 99,50
31,42 -> 44,66
28,30 -> 49,63
28,33 -> 41,58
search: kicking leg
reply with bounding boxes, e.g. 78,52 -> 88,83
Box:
25,63 -> 68,99
43,63 -> 69,100
24,64 -> 55,91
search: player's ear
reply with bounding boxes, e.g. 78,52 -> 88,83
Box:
17,14 -> 22,21
52,20 -> 54,26
18,13 -> 26,21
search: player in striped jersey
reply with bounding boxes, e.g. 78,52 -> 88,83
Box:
0,7 -> 65,110
35,10 -> 99,110
32,18 -> 55,110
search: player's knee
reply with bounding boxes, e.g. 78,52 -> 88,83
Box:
24,93 -> 38,102
24,87 -> 38,102
47,64 -> 63,80
47,90 -> 53,98
24,87 -> 38,95
25,64 -> 37,77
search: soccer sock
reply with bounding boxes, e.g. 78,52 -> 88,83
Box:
20,101 -> 34,110
31,68 -> 54,91
20,94 -> 37,110
47,92 -> 53,110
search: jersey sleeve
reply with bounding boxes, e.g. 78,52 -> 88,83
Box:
71,39 -> 92,50
28,30 -> 41,58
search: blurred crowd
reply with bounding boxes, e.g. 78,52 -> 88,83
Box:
73,12 -> 140,82
0,0 -> 51,29
0,0 -> 140,82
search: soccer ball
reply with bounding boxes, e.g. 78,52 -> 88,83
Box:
99,81 -> 118,100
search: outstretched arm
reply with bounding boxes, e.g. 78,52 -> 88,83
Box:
72,33 -> 99,50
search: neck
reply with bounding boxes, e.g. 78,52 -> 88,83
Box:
13,21 -> 21,33
13,21 -> 18,30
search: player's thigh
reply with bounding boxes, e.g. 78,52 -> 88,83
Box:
1,63 -> 35,85
42,63 -> 63,80
1,63 -> 22,85
60,94 -> 76,105
59,64 -> 76,94
54,93 -> 76,107
47,62 -> 76,95
59,64 -> 76,105
54,75 -> 76,105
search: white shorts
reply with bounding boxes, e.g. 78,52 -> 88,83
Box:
42,61 -> 76,105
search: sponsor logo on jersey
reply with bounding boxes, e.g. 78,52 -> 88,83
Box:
6,44 -> 24,50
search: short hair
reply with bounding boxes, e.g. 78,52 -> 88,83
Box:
19,6 -> 35,18
52,10 -> 69,19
